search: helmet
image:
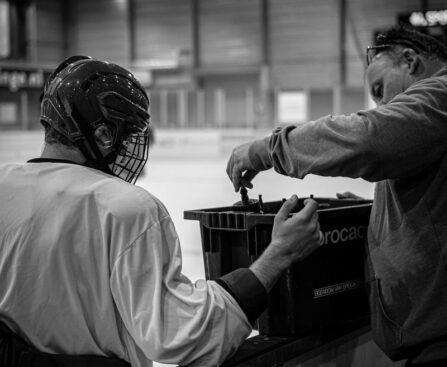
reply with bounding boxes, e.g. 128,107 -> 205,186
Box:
40,55 -> 150,184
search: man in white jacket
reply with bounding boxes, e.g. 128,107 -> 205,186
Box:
0,56 -> 321,367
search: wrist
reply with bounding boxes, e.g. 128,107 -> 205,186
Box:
264,240 -> 294,268
250,243 -> 292,292
248,137 -> 272,171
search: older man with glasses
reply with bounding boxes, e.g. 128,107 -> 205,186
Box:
226,26 -> 447,367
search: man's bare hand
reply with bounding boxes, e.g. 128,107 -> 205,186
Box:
226,142 -> 259,192
250,196 -> 322,292
336,191 -> 364,200
270,196 -> 321,264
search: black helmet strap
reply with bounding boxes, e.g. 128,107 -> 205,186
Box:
62,96 -> 115,176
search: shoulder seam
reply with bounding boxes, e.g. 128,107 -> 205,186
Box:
111,215 -> 171,269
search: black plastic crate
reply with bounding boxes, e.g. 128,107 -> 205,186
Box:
184,197 -> 372,336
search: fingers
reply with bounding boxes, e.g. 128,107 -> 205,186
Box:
227,159 -> 244,192
277,197 -> 318,224
275,195 -> 298,222
307,209 -> 321,243
336,191 -> 364,200
308,206 -> 319,224
288,199 -> 321,244
336,192 -> 347,199
240,178 -> 253,189
299,199 -> 319,219
226,155 -> 240,192
226,143 -> 259,192
319,230 -> 324,245
240,170 -> 258,189
313,220 -> 324,246
307,201 -> 324,246
227,165 -> 258,192
227,148 -> 241,192
231,167 -> 241,192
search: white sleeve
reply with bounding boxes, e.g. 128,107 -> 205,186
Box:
110,216 -> 252,366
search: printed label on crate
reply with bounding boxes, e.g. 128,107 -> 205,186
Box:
319,225 -> 366,246
313,280 -> 361,299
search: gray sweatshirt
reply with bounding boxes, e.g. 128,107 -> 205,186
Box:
247,67 -> 447,362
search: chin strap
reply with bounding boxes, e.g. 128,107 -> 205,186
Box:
60,96 -> 118,177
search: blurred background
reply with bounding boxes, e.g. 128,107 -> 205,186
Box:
2,0 -> 447,287
1,2 -> 447,364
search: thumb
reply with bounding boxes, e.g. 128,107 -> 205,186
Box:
243,170 -> 259,182
275,195 -> 298,222
241,170 -> 259,189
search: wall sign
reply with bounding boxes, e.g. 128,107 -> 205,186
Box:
408,10 -> 447,27
0,68 -> 46,92
399,9 -> 447,27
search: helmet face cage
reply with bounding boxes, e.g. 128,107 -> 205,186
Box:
96,90 -> 150,183
111,131 -> 150,184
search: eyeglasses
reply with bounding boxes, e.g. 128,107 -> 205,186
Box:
366,38 -> 423,66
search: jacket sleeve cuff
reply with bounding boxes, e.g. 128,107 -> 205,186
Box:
215,268 -> 268,325
248,137 -> 273,172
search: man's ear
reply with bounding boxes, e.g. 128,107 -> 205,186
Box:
402,48 -> 420,75
94,125 -> 114,149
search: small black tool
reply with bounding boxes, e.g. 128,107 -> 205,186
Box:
258,195 -> 264,214
240,187 -> 250,206
233,187 -> 260,212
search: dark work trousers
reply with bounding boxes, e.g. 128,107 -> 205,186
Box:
0,320 -> 130,367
